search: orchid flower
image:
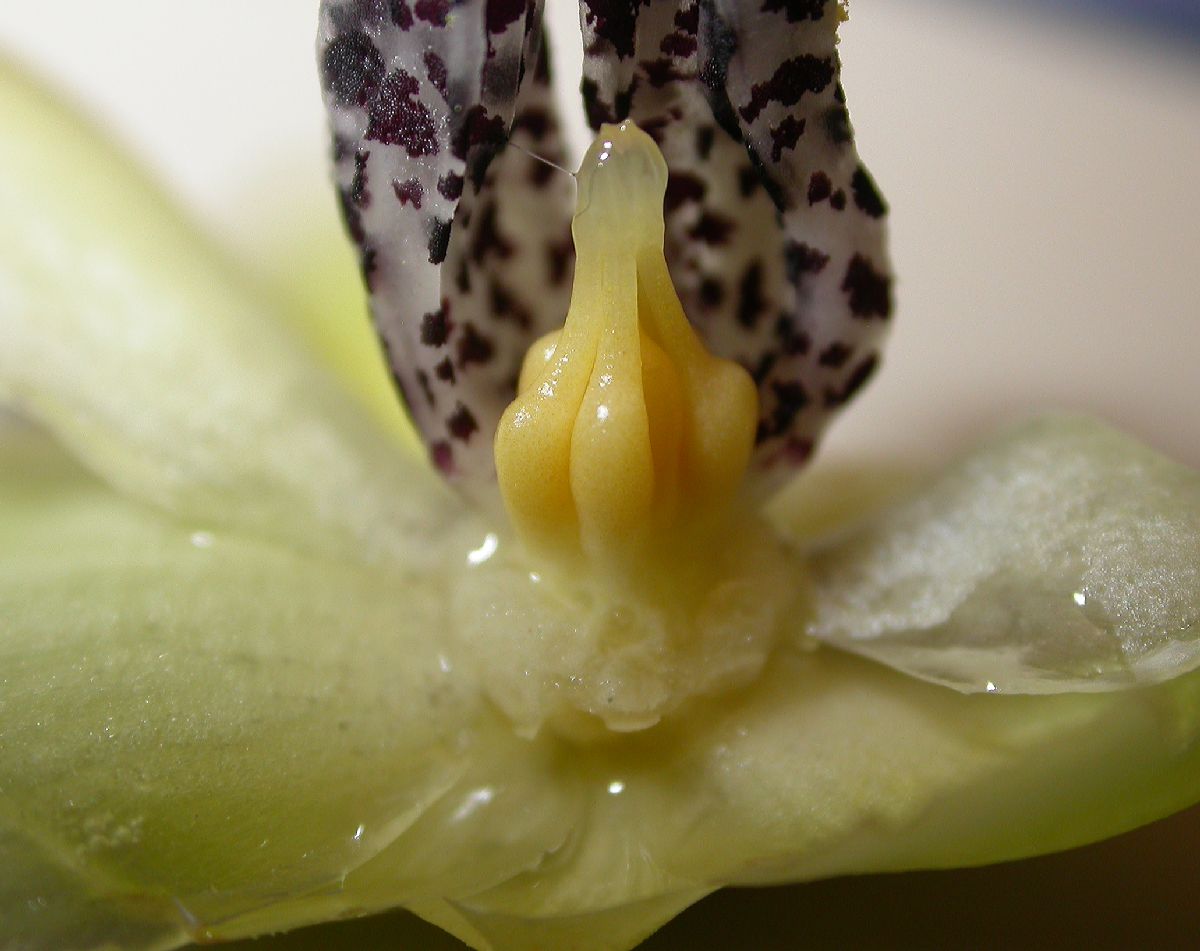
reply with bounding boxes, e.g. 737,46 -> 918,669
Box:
2,3 -> 1199,951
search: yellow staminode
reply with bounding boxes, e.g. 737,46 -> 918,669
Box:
494,121 -> 758,571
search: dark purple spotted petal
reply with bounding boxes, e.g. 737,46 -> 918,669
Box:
319,0 -> 573,485
579,0 -> 893,487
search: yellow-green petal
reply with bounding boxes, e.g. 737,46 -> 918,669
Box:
0,426 -> 565,948
806,416 -> 1200,693
229,179 -> 418,447
5,415 -> 1200,951
0,61 -> 440,565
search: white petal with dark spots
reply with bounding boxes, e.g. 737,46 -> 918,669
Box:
323,0 -> 893,493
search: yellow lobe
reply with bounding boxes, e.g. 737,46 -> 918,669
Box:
494,121 -> 758,574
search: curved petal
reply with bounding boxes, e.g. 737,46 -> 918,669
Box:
227,172 -> 421,446
661,649 -> 1200,887
6,421 -> 1200,951
319,0 -> 576,487
0,424 -> 578,949
0,813 -> 185,951
805,416 -> 1200,693
0,60 -> 448,566
381,634 -> 1200,951
578,0 -> 893,486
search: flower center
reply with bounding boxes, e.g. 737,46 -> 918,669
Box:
458,122 -> 799,741
494,121 -> 758,578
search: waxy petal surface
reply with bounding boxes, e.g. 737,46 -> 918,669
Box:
807,417 -> 1200,693
0,425 -> 536,948
4,421 -> 1200,951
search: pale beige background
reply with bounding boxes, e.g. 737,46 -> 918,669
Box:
2,2 -> 1197,948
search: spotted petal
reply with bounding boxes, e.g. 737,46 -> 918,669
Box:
580,0 -> 892,485
319,0 -> 575,486
325,1 -> 891,492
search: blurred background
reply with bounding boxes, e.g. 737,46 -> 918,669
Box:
1008,0 -> 1200,43
1,1 -> 1197,948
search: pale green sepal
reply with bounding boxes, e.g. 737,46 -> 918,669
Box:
0,428 -> 499,948
0,61 -> 446,567
417,649 -> 1200,929
805,416 -> 1200,693
0,821 -> 187,951
5,424 -> 1200,951
669,651 -> 1200,887
225,173 -> 418,447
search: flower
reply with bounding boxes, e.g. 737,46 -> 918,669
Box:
1,5 -> 1199,951
318,0 -> 891,490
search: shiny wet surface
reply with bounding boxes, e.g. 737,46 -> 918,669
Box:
219,801 -> 1200,950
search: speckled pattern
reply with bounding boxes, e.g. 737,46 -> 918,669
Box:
319,0 -> 891,490
319,0 -> 572,483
